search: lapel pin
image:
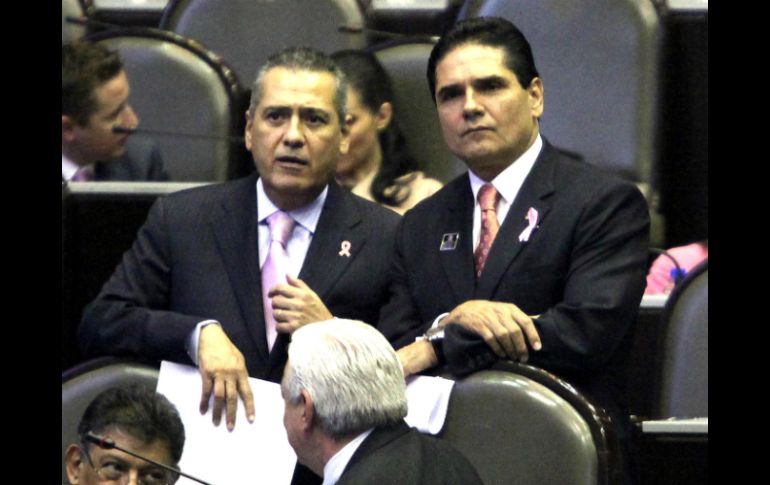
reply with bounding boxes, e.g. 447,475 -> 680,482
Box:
338,240 -> 352,257
518,207 -> 539,243
440,233 -> 460,251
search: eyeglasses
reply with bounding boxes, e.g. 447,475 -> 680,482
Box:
82,447 -> 178,485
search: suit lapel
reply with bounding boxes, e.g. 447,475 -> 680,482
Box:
210,174 -> 271,365
297,183 -> 364,300
474,145 -> 556,298
439,176 -> 476,303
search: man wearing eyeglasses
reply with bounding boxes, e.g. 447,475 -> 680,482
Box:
64,385 -> 185,485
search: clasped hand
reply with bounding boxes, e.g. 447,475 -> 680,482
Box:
442,300 -> 542,362
268,275 -> 333,333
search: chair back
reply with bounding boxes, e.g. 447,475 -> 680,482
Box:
63,0 -> 89,44
370,38 -> 467,183
62,357 -> 160,483
439,361 -> 618,485
160,0 -> 367,86
457,0 -> 661,185
87,27 -> 244,182
655,260 -> 708,417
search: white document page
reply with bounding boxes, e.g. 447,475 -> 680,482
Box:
156,361 -> 297,485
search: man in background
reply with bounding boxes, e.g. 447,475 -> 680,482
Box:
62,41 -> 168,181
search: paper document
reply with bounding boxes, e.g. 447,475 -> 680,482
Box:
404,375 -> 456,434
156,362 -> 457,484
156,361 -> 297,485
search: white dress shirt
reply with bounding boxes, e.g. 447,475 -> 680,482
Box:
62,154 -> 90,181
322,428 -> 374,485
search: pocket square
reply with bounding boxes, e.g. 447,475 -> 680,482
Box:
518,207 -> 539,242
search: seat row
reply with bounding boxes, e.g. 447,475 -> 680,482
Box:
63,0 -> 663,206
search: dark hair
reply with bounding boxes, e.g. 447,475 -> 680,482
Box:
77,385 -> 186,464
249,46 -> 348,126
331,50 -> 418,207
62,41 -> 124,125
427,17 -> 540,102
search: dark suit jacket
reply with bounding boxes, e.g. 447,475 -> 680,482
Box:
377,141 -> 649,406
337,421 -> 482,485
95,139 -> 168,181
70,138 -> 169,181
79,173 -> 400,381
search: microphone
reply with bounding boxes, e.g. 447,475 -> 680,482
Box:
85,431 -> 215,485
65,15 -> 121,32
337,24 -> 438,41
649,248 -> 686,286
113,126 -> 245,144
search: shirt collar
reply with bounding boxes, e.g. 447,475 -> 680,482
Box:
256,178 -> 328,234
469,134 -> 543,205
62,153 -> 91,181
322,428 -> 374,485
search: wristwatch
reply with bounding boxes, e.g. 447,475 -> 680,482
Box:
420,326 -> 446,365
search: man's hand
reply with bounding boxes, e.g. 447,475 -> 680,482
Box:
442,300 -> 542,362
397,340 -> 439,378
268,275 -> 333,333
198,324 -> 255,431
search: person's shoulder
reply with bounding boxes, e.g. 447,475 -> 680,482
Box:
404,171 -> 444,198
542,144 -> 645,207
403,172 -> 469,218
336,183 -> 402,225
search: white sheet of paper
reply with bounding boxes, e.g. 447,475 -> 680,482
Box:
156,361 -> 297,485
404,375 -> 456,435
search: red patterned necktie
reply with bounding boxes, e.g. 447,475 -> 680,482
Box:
262,211 -> 295,351
474,183 -> 501,278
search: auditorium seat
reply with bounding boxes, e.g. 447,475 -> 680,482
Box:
654,260 -> 708,418
159,0 -> 367,87
63,0 -> 90,44
87,27 -> 246,182
439,360 -> 621,485
370,38 -> 467,183
61,357 -> 161,483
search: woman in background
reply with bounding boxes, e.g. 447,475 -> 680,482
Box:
332,50 -> 442,214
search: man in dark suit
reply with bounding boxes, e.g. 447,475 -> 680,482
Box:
377,18 -> 648,481
79,47 -> 400,436
282,319 -> 482,485
62,42 -> 169,181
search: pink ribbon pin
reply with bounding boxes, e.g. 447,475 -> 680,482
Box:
518,207 -> 539,242
338,240 -> 352,257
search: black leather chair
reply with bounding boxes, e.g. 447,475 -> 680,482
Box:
439,361 -> 620,485
61,357 -> 161,483
456,0 -> 662,189
370,38 -> 467,184
654,260 -> 708,418
160,0 -> 368,87
86,27 -> 246,182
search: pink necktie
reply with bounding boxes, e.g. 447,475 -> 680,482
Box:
262,211 -> 295,351
474,184 -> 501,279
71,167 -> 93,181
